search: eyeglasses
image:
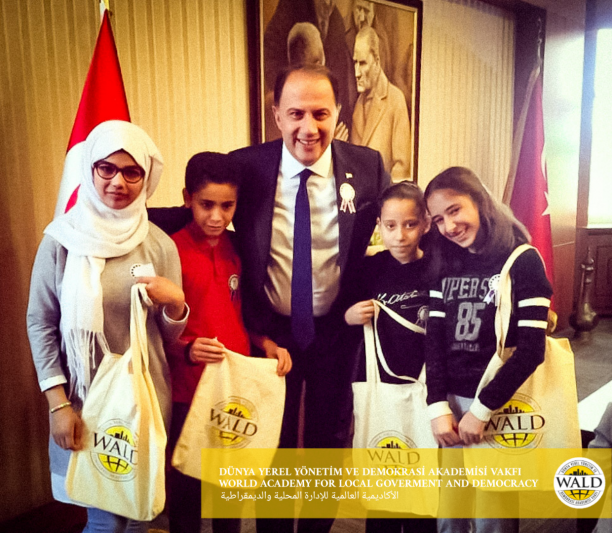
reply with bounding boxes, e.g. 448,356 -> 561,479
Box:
94,161 -> 145,184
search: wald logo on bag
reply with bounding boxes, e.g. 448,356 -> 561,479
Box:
172,351 -> 284,482
369,431 -> 416,450
209,396 -> 259,448
91,419 -> 138,481
366,432 -> 422,471
483,393 -> 545,451
352,301 -> 439,516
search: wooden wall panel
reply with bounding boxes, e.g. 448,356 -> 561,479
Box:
575,228 -> 612,315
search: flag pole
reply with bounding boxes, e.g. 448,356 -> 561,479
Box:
503,19 -> 543,204
502,16 -> 555,293
54,0 -> 130,217
100,0 -> 110,21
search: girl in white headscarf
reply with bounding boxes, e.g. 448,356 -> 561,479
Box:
27,120 -> 187,533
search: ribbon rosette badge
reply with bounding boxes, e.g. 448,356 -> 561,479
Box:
340,183 -> 356,214
483,274 -> 500,304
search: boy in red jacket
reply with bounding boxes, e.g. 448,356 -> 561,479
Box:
167,152 -> 291,533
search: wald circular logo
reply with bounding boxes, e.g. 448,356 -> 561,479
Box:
91,420 -> 138,481
209,396 -> 258,448
365,432 -> 420,471
554,457 -> 606,508
483,394 -> 544,452
369,431 -> 416,450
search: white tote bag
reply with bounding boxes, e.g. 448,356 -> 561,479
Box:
172,349 -> 285,484
65,284 -> 167,521
352,301 -> 438,515
464,246 -> 581,491
469,244 -> 581,452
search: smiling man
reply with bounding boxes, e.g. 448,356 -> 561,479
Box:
230,64 -> 389,533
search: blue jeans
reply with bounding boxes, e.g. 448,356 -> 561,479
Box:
81,507 -> 148,533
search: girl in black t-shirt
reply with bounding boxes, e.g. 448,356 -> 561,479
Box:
345,181 -> 435,533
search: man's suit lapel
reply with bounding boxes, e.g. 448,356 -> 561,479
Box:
331,141 -> 357,275
254,141 -> 282,286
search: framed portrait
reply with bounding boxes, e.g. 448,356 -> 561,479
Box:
246,0 -> 423,182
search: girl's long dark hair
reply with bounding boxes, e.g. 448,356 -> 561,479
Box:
424,167 -> 530,274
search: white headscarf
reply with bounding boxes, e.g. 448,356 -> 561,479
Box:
44,120 -> 164,402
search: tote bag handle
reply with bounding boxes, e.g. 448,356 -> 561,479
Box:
130,283 -> 151,376
494,244 -> 536,356
476,244 -> 545,394
364,299 -> 426,385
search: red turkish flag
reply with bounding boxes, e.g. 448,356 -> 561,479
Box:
504,66 -> 554,287
54,9 -> 130,217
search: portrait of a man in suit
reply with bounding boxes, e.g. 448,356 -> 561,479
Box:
259,0 -> 420,179
262,0 -> 357,139
351,26 -> 412,180
344,0 -> 392,89
287,22 -> 326,66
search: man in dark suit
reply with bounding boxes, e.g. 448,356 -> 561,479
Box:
231,64 -> 388,455
231,64 -> 388,533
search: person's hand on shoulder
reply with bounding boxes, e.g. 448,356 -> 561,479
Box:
137,276 -> 186,320
344,300 -> 375,325
334,121 -> 349,142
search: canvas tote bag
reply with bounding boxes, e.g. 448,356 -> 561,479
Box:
352,300 -> 438,515
65,284 -> 167,521
465,245 -> 581,487
172,349 -> 285,484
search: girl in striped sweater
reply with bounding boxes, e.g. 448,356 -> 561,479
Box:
424,167 -> 552,533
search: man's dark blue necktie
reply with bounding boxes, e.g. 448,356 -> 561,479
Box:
291,168 -> 315,350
